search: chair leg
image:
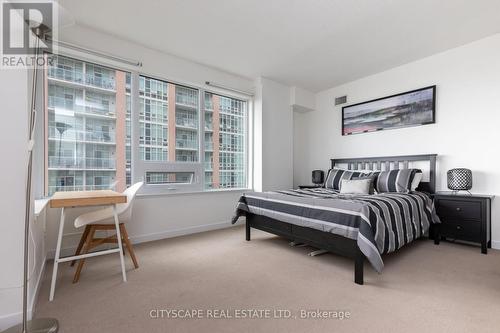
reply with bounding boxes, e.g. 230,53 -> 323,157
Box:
73,226 -> 95,283
120,224 -> 139,269
71,225 -> 91,267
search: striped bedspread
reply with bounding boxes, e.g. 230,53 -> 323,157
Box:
232,188 -> 440,272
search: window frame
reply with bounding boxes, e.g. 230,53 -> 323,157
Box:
134,71 -> 252,195
42,50 -> 252,197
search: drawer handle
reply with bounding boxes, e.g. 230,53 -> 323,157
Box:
456,207 -> 461,212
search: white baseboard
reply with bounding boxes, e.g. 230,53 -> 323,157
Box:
0,255 -> 47,331
129,220 -> 236,244
0,310 -> 31,331
47,220 -> 237,259
30,254 -> 46,316
490,240 -> 500,250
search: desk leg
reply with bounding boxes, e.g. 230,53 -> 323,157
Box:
49,207 -> 65,301
113,204 -> 127,282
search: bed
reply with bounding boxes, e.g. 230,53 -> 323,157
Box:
232,154 -> 441,285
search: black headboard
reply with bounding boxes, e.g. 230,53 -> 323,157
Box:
331,154 -> 437,193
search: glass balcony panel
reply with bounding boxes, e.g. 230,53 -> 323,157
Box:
86,157 -> 116,169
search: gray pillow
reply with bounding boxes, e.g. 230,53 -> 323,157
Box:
376,169 -> 421,193
340,179 -> 371,195
352,174 -> 377,194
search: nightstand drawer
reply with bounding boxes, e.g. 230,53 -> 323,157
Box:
436,199 -> 481,220
440,218 -> 481,242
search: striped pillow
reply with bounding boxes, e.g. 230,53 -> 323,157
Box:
324,168 -> 365,190
375,169 -> 421,193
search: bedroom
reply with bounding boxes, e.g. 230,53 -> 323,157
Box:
1,0 -> 500,332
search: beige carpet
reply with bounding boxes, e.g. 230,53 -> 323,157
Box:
35,225 -> 500,333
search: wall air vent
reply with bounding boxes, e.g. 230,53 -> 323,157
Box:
335,95 -> 347,106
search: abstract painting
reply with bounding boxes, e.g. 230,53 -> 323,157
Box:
342,86 -> 436,135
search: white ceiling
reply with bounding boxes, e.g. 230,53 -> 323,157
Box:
58,0 -> 500,92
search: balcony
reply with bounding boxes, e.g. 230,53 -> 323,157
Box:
48,185 -> 84,194
48,95 -> 83,112
84,106 -> 116,117
175,139 -> 197,150
175,87 -> 198,108
175,120 -> 198,129
48,184 -> 111,195
205,142 -> 213,151
175,151 -> 197,162
85,74 -> 115,90
48,156 -> 116,169
86,157 -> 116,169
48,67 -> 84,84
48,128 -> 116,144
48,96 -> 115,118
48,156 -> 85,169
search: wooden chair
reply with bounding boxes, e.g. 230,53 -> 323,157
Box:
70,182 -> 143,283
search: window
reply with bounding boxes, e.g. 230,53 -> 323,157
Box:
45,55 -> 131,195
45,55 -> 249,196
145,172 -> 194,185
203,92 -> 247,190
134,76 -> 202,193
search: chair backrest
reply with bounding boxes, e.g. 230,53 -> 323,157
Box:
116,182 -> 143,221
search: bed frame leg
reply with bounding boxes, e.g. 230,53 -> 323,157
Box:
246,220 -> 251,241
433,224 -> 440,245
354,252 -> 364,285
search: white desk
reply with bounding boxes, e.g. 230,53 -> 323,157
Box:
49,190 -> 127,301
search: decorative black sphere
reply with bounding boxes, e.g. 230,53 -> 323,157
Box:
447,168 -> 472,191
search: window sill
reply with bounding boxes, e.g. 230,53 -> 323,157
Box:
136,187 -> 253,199
34,198 -> 50,218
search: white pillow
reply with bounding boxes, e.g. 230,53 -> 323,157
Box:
340,179 -> 371,195
411,172 -> 423,191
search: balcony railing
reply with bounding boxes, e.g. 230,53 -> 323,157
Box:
175,119 -> 198,129
86,157 -> 116,169
48,156 -> 85,169
48,184 -> 111,195
205,162 -> 213,171
48,96 -> 115,117
84,106 -> 116,117
48,156 -> 116,169
48,96 -> 83,112
48,128 -> 116,143
48,68 -> 84,84
176,139 -> 197,149
85,74 -> 115,90
205,142 -> 213,151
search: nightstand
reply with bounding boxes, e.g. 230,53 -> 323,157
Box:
433,193 -> 493,254
298,185 -> 323,189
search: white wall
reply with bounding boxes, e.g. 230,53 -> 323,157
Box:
254,77 -> 294,192
294,33 -> 500,245
0,68 -> 46,329
290,86 -> 315,113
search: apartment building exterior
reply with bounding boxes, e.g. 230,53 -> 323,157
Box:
204,92 -> 246,189
45,55 -> 247,195
45,55 -> 129,195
